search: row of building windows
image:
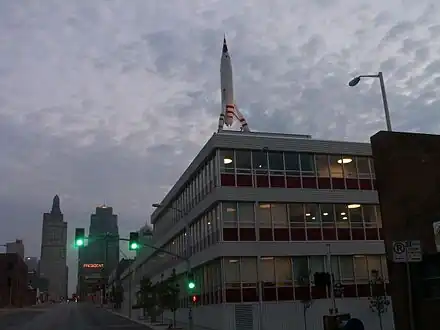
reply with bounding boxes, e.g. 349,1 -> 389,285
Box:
147,201 -> 384,279
154,150 -> 376,240
153,154 -> 217,238
222,202 -> 382,227
155,255 -> 388,307
220,150 -> 376,190
222,202 -> 383,241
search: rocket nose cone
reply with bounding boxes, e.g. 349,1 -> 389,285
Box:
222,37 -> 228,53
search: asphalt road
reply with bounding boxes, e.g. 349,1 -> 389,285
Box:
0,303 -> 152,330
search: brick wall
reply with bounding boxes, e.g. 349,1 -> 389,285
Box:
371,130 -> 440,330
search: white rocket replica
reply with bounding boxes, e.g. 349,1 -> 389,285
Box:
218,36 -> 250,133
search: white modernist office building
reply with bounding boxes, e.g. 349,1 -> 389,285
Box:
119,131 -> 394,330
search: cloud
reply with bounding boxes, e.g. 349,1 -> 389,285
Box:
1,0 -> 440,293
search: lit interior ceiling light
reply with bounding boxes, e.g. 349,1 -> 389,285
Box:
341,212 -> 346,216
305,213 -> 311,216
223,158 -> 233,164
348,204 -> 361,209
337,158 -> 353,164
259,204 -> 271,209
323,212 -> 328,216
343,216 -> 348,220
226,208 -> 236,212
229,259 -> 238,263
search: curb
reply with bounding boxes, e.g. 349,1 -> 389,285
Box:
102,307 -> 150,327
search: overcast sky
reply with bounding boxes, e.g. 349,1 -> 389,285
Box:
1,0 -> 439,294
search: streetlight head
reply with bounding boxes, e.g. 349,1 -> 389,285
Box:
152,203 -> 161,208
348,76 -> 361,87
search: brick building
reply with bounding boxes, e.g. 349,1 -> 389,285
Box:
0,253 -> 29,308
371,131 -> 440,330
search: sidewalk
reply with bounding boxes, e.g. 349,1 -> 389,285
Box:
103,307 -> 184,330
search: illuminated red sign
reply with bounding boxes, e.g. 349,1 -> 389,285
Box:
83,263 -> 104,268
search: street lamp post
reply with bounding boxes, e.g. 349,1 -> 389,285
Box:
348,71 -> 392,132
152,203 -> 193,330
369,269 -> 390,330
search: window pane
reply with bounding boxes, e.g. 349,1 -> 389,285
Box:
340,256 -> 354,282
316,155 -> 330,177
238,202 -> 254,225
320,204 -> 335,225
241,257 -> 257,283
362,205 -> 377,227
275,257 -> 292,284
252,151 -> 268,170
341,156 -> 357,178
331,256 -> 341,282
258,203 -> 271,227
354,256 -> 368,282
376,206 -> 382,227
271,203 -> 288,227
235,150 -> 252,170
260,257 -> 275,283
329,155 -> 344,178
305,204 -> 320,226
356,157 -> 371,178
310,256 -> 325,282
292,256 -> 309,284
335,204 -> 349,228
289,204 -> 304,225
285,152 -> 300,172
268,152 -> 284,171
369,159 -> 376,177
367,255 -> 382,279
225,258 -> 240,282
380,256 -> 389,281
349,204 -> 363,227
300,154 -> 315,174
223,202 -> 237,227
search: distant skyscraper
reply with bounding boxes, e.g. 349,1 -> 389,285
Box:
87,205 -> 119,275
39,195 -> 68,300
6,239 -> 24,259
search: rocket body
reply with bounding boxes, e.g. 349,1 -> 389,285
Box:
220,40 -> 235,126
218,37 -> 250,133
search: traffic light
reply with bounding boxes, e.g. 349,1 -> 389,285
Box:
129,232 -> 139,250
191,295 -> 198,304
187,272 -> 195,290
75,228 -> 85,247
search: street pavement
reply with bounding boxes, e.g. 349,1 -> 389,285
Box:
0,302 -> 153,330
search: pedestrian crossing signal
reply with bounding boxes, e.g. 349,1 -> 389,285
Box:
192,295 -> 198,303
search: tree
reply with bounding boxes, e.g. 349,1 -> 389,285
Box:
114,283 -> 124,310
135,276 -> 157,321
166,268 -> 179,327
155,269 -> 180,328
369,269 -> 390,330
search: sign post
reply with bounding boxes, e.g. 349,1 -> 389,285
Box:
392,240 -> 421,330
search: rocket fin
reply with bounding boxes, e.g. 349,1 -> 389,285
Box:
234,106 -> 251,132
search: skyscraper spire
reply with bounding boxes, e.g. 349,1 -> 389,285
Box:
51,195 -> 61,214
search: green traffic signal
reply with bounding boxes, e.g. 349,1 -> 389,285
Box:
188,281 -> 195,290
74,228 -> 85,248
129,232 -> 140,250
